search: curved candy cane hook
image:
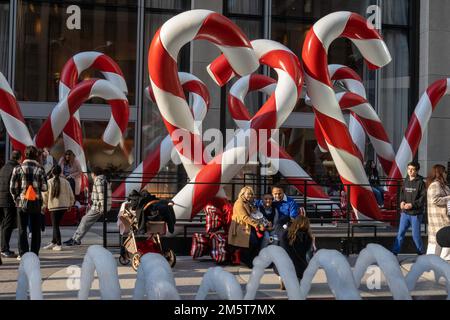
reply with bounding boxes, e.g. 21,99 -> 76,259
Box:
302,12 -> 391,221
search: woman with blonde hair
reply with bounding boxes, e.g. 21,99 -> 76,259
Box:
228,186 -> 265,267
426,164 -> 450,259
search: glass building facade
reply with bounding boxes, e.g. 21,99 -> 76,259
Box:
0,0 -> 418,195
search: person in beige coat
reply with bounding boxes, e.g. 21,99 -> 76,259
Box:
228,186 -> 264,267
426,164 -> 450,260
42,165 -> 75,251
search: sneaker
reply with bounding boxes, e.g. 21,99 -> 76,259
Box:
43,243 -> 56,250
63,239 -> 80,246
16,255 -> 21,261
52,245 -> 62,251
1,250 -> 16,258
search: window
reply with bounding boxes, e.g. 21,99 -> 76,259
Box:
15,1 -> 137,103
0,0 -> 9,76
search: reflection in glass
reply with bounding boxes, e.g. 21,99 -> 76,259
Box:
227,0 -> 264,15
15,1 -> 137,103
0,1 -> 9,75
272,0 -> 372,18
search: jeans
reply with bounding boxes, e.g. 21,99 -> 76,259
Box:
72,208 -> 102,242
17,208 -> 41,256
392,212 -> 424,255
50,210 -> 66,245
371,186 -> 384,206
0,207 -> 17,252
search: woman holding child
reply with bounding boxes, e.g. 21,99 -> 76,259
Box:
228,186 -> 265,267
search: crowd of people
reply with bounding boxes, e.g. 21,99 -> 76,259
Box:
0,146 -> 111,264
0,147 -> 449,285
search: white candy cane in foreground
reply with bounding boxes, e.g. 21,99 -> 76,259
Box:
149,10 -> 259,220
59,52 -> 128,172
0,73 -> 33,154
302,12 -> 391,221
113,72 -> 210,199
387,78 -> 450,193
228,73 -> 329,201
35,79 -> 129,150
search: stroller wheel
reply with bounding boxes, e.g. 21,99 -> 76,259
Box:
164,249 -> 176,268
131,253 -> 141,271
118,254 -> 130,266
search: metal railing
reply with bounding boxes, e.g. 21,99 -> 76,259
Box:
98,171 -> 425,252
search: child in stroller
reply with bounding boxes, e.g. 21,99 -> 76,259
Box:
117,190 -> 177,271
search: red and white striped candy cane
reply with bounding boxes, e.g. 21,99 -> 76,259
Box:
228,73 -> 330,201
329,64 -> 395,174
59,52 -> 128,172
35,79 -> 129,150
302,12 -> 391,221
166,39 -> 301,220
329,64 -> 367,157
0,73 -> 33,154
113,72 -> 210,199
149,10 -> 259,220
387,78 -> 450,193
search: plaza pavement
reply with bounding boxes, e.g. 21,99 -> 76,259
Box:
0,223 -> 448,300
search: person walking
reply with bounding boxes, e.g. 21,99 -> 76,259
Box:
10,146 -> 47,258
392,161 -> 426,256
425,164 -> 450,260
42,165 -> 75,251
0,151 -> 21,258
64,166 -> 111,246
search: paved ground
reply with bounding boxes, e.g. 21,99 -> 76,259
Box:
0,223 -> 448,300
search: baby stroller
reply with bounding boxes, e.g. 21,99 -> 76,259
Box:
118,196 -> 176,271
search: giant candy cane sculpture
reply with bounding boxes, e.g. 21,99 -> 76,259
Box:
329,65 -> 395,175
149,10 -> 260,220
59,52 -> 128,172
149,10 -> 259,186
0,73 -> 33,154
228,74 -> 329,201
173,39 -> 301,219
35,79 -> 129,150
113,72 -> 211,199
312,65 -> 396,175
387,78 -> 450,193
302,12 -> 391,220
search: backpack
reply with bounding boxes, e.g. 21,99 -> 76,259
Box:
21,165 -> 41,212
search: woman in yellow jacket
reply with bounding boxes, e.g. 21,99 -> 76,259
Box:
42,165 -> 75,251
228,186 -> 264,267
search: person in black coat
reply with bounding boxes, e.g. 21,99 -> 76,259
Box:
0,151 -> 21,258
274,215 -> 313,289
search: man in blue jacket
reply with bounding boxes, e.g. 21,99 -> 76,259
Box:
271,185 -> 299,225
